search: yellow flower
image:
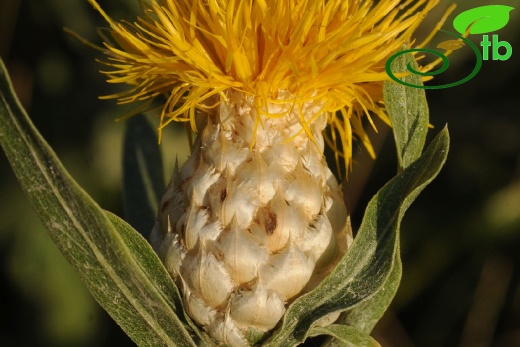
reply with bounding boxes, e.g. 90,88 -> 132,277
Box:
89,0 -> 440,175
88,2 -> 447,345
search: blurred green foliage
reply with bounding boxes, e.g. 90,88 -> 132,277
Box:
1,0 -> 519,346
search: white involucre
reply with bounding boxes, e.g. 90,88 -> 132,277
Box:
151,90 -> 352,346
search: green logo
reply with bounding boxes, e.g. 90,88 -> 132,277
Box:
453,5 -> 514,35
386,5 -> 515,89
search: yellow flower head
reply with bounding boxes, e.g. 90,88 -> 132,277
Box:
89,0 -> 440,174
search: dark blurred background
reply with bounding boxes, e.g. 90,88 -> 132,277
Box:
1,0 -> 519,346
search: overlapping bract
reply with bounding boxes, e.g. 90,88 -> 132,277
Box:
150,91 -> 351,346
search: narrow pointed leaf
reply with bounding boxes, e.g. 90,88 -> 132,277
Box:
339,67 -> 433,334
0,58 -> 195,347
122,114 -> 165,239
384,52 -> 429,171
265,127 -> 449,346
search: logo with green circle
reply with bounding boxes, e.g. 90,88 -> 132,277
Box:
386,5 -> 515,89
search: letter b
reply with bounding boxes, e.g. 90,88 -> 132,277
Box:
492,34 -> 512,61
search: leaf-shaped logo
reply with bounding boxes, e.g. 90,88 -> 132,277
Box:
453,5 -> 515,35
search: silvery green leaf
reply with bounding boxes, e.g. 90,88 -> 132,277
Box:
384,51 -> 429,171
0,58 -> 205,347
336,246 -> 401,335
337,65 -> 432,334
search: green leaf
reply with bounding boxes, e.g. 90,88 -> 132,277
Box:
106,212 -> 217,346
337,248 -> 401,335
384,52 -> 429,171
0,58 -> 197,347
265,127 -> 449,347
453,5 -> 515,35
122,114 -> 165,239
307,325 -> 381,347
339,67 -> 430,335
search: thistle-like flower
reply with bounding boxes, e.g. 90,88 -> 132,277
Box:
89,0 -> 439,345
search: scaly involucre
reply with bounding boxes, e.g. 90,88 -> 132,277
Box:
89,0 -> 439,345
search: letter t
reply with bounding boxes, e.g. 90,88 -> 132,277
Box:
480,35 -> 491,60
